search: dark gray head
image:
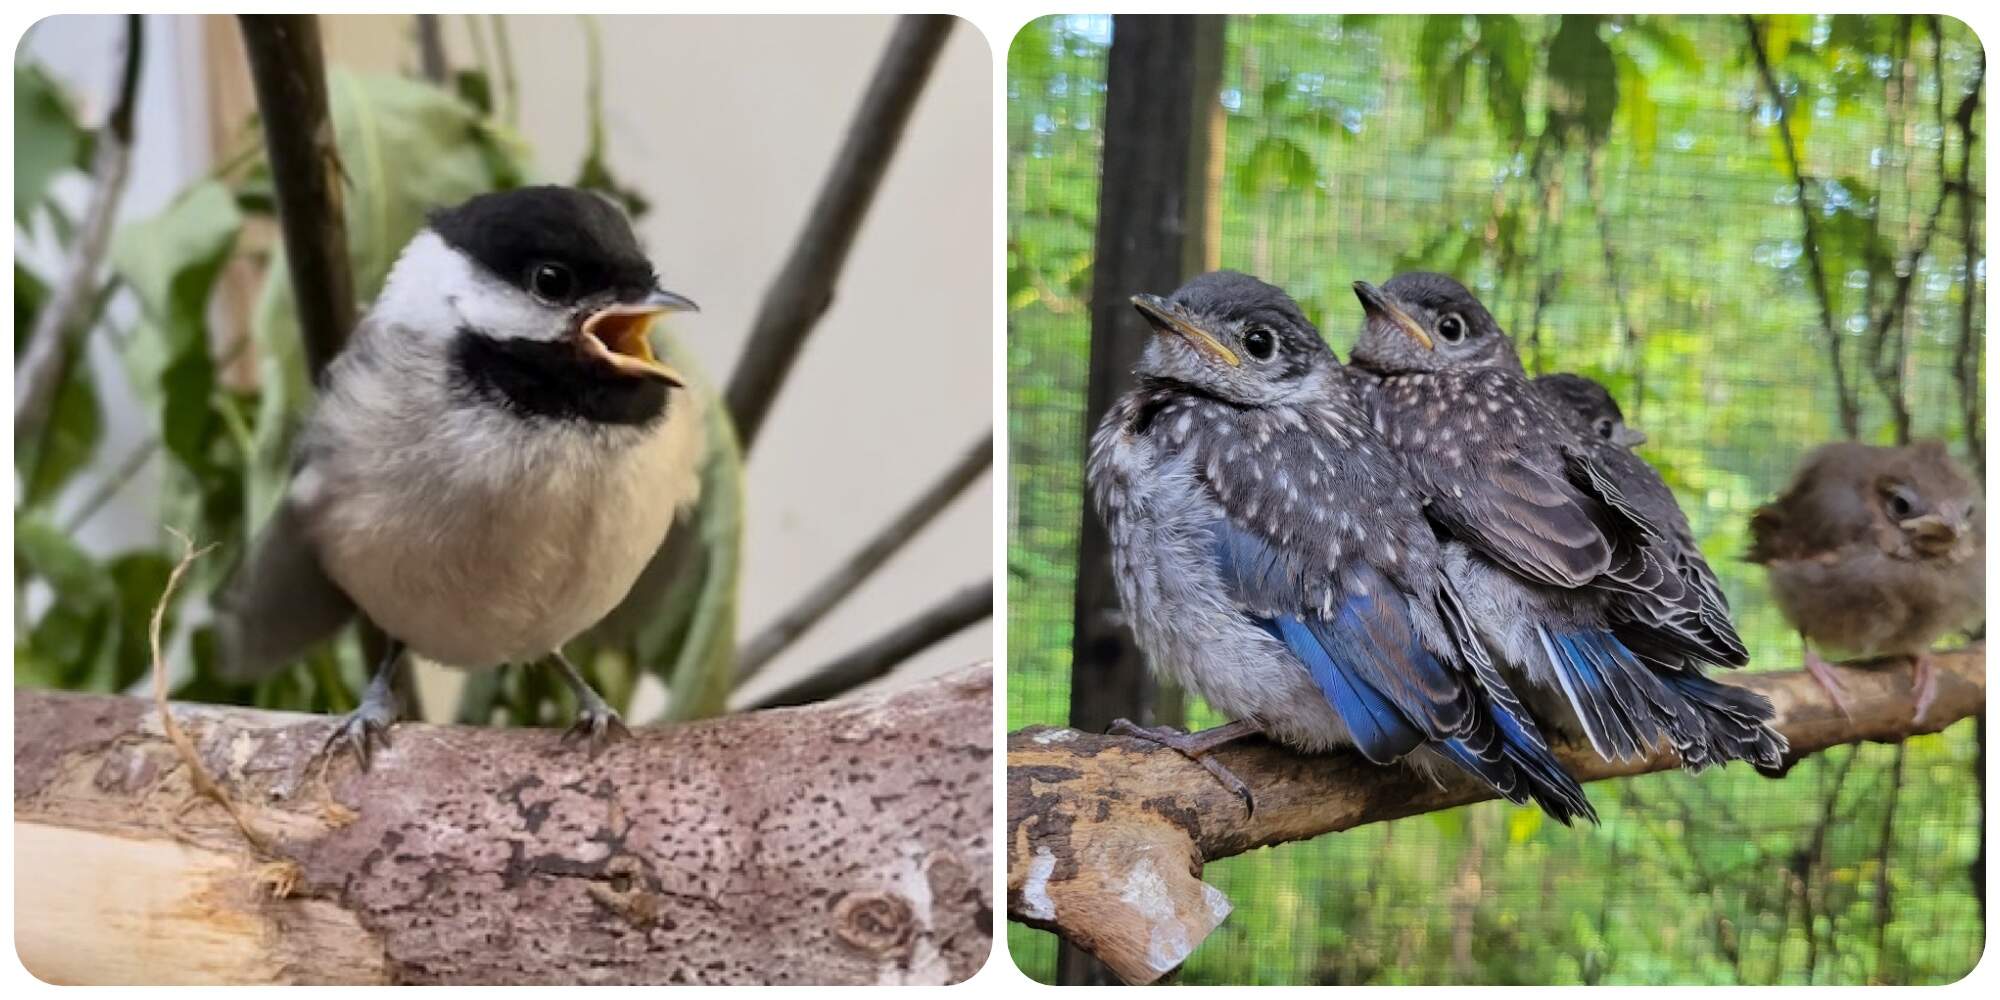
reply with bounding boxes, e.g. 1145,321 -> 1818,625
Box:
1534,372 -> 1648,448
1349,271 -> 1520,375
379,185 -> 697,387
1129,270 -> 1336,406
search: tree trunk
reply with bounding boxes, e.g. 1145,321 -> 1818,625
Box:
15,666 -> 992,985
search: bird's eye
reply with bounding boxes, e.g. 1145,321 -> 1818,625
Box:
529,262 -> 576,303
1884,484 -> 1920,519
1436,313 -> 1467,343
1593,417 -> 1616,440
1243,327 -> 1276,360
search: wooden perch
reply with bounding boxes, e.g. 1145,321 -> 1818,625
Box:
1006,647 -> 1985,985
14,665 -> 992,985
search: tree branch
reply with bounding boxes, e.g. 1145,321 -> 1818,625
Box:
743,579 -> 991,711
722,14 -> 955,452
14,14 -> 145,442
1006,646 -> 1984,984
238,14 -> 355,379
1742,15 -> 1861,440
14,666 -> 991,985
734,431 -> 992,685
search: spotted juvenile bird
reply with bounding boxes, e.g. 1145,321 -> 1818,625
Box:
215,186 -> 703,765
1748,440 -> 1983,721
1534,372 -> 1746,667
1087,270 -> 1593,822
1349,273 -> 1783,770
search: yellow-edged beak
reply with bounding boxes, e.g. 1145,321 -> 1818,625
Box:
1130,293 -> 1241,367
580,289 -> 698,386
1352,281 -> 1433,351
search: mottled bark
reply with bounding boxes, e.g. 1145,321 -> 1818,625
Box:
15,666 -> 991,985
1007,648 -> 1984,984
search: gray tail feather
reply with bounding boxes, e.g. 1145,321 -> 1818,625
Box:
213,498 -> 355,683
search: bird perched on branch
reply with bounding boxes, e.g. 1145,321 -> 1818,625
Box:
1748,440 -> 1983,721
1534,373 -> 1748,670
1349,273 -> 1783,771
1087,271 -> 1593,823
215,186 -> 703,766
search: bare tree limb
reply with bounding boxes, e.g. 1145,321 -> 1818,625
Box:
734,431 -> 992,685
743,579 -> 992,711
722,15 -> 955,452
1742,15 -> 1861,440
1007,646 -> 1984,984
238,14 -> 355,380
414,14 -> 448,85
14,666 -> 992,985
14,14 -> 145,442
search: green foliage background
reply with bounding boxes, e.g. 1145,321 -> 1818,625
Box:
1008,14 -> 1985,984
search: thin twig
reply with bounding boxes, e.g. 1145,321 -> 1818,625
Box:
489,14 -> 518,125
733,430 -> 992,685
150,532 -> 277,857
414,14 -> 448,84
14,14 -> 144,442
1742,15 -> 1861,439
1871,742 -> 1908,982
743,578 -> 991,710
722,15 -> 956,451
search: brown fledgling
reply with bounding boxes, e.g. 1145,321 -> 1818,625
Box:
1747,440 -> 1984,721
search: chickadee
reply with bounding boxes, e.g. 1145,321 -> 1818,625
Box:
216,185 -> 703,765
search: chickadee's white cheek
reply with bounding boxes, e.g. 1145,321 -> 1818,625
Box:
374,230 -> 565,344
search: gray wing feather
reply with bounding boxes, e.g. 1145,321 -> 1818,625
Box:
213,495 -> 355,682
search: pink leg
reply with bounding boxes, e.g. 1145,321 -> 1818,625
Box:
1802,644 -> 1855,720
1910,651 -> 1941,724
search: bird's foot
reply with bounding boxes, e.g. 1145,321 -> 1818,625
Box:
322,686 -> 401,772
560,698 -> 632,759
1802,648 -> 1855,720
1910,652 -> 1941,725
1108,718 -> 1259,816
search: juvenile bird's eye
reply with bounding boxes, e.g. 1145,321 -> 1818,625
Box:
529,262 -> 576,303
1437,313 -> 1467,343
1593,417 -> 1615,440
1243,327 -> 1276,360
1884,484 -> 1919,519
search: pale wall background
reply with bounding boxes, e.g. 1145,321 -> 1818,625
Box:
17,15 -> 994,712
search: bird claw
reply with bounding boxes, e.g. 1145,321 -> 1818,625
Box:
1802,648 -> 1856,721
1910,652 -> 1941,725
321,699 -> 399,772
560,707 -> 631,759
1109,718 -> 1257,817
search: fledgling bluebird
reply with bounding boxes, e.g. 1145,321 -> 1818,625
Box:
1534,373 -> 1746,668
1748,440 -> 1984,721
1087,270 -> 1594,823
1348,273 -> 1783,771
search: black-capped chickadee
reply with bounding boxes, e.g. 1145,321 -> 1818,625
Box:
216,185 -> 703,766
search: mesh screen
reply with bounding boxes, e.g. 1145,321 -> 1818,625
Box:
1008,14 -> 1984,985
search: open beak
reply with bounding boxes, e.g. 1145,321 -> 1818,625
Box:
1352,281 -> 1433,351
1612,425 -> 1649,448
1130,293 -> 1241,367
580,288 -> 697,386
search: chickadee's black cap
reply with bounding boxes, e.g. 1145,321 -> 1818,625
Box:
429,185 -> 658,302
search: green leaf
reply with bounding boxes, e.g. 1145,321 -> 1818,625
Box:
14,63 -> 89,221
18,346 -> 102,509
1548,15 -> 1619,146
15,264 -> 50,356
1475,15 -> 1530,144
14,513 -> 113,607
112,181 -> 242,476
